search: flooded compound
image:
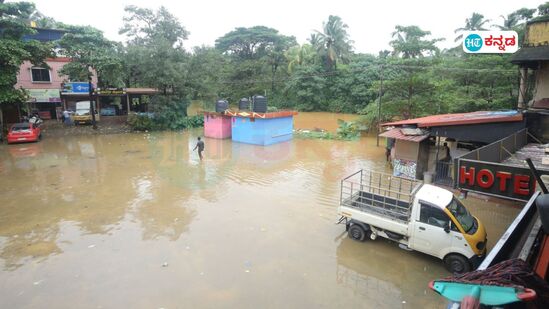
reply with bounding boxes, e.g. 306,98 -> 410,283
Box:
0,113 -> 521,308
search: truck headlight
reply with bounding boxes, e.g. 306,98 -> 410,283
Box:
476,241 -> 485,251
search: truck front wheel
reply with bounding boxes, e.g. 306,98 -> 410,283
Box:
348,224 -> 366,242
444,254 -> 471,274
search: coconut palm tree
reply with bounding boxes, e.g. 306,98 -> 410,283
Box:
454,13 -> 491,42
285,44 -> 316,73
314,15 -> 354,70
496,13 -> 520,30
307,33 -> 322,49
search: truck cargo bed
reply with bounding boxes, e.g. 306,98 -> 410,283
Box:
342,191 -> 411,222
340,170 -> 422,223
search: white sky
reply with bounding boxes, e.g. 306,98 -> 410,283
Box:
25,0 -> 544,54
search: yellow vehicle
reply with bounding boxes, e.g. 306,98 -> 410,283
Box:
73,101 -> 100,125
338,170 -> 487,273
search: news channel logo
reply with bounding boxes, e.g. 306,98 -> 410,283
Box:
462,31 -> 518,54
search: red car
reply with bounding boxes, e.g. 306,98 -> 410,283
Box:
7,123 -> 42,144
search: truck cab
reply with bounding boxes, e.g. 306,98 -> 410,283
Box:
73,101 -> 99,125
410,185 -> 487,273
338,170 -> 487,273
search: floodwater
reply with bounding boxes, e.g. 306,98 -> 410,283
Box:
0,112 -> 521,309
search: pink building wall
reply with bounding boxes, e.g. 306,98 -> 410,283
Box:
15,58 -> 97,90
204,114 -> 232,139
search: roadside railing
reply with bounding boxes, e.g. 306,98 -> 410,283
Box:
434,161 -> 454,187
460,128 -> 528,163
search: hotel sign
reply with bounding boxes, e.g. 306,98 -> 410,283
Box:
456,159 -> 547,201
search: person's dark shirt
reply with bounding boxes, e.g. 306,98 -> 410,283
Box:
197,140 -> 204,151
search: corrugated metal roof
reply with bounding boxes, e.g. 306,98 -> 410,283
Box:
382,110 -> 523,128
379,128 -> 430,142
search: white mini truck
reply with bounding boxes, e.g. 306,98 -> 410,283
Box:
338,170 -> 487,274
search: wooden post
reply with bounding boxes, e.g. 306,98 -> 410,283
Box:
126,93 -> 130,114
518,67 -> 528,109
434,132 -> 440,178
376,65 -> 384,147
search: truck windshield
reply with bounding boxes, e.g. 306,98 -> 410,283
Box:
446,198 -> 475,233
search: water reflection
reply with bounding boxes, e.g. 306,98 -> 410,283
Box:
0,133 -> 199,270
336,237 -> 447,308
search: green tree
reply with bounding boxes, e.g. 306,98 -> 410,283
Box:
215,26 -> 286,60
0,0 -> 52,106
120,5 -> 190,116
314,15 -> 354,70
186,46 -> 226,102
265,34 -> 296,93
120,5 -> 190,92
390,25 -> 442,58
454,13 -> 491,42
284,65 -> 326,111
285,44 -> 316,73
496,8 -> 536,30
57,25 -> 123,87
539,2 -> 549,16
215,26 -> 294,99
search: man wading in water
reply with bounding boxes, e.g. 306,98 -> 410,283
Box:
193,137 -> 205,160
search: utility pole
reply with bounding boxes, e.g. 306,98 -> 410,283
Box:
376,64 -> 384,147
88,65 -> 97,130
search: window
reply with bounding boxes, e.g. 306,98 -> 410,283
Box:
419,203 -> 456,230
447,198 -> 475,234
31,68 -> 51,82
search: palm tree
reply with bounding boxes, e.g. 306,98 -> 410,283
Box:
454,13 -> 491,42
285,44 -> 316,73
307,33 -> 322,49
314,15 -> 354,70
496,13 -> 520,30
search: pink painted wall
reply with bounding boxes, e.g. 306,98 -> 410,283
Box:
15,58 -> 97,90
204,114 -> 232,139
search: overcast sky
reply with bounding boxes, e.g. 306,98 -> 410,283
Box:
26,0 -> 544,54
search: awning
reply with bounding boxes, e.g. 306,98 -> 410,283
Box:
511,45 -> 549,64
379,128 -> 430,142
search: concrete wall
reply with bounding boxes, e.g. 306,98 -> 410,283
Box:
231,116 -> 293,146
534,61 -> 549,102
15,58 -> 98,90
394,140 -> 419,161
204,114 -> 232,139
526,20 -> 549,45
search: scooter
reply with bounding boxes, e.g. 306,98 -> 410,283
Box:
29,114 -> 43,127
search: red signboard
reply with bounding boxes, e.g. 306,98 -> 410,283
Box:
457,159 -> 541,201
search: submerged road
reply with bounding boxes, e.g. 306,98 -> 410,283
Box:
0,113 -> 521,308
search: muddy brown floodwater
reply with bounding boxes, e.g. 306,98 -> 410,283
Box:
0,112 -> 521,309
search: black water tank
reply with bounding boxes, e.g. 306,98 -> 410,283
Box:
239,98 -> 250,110
215,100 -> 228,113
253,95 -> 267,113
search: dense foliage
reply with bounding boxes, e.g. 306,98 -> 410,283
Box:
127,113 -> 203,131
0,0 -> 52,106
2,1 -> 549,131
